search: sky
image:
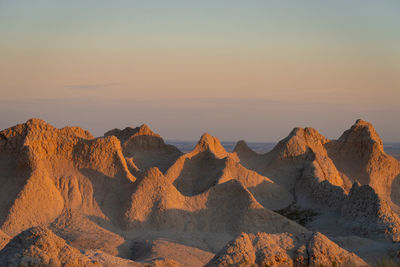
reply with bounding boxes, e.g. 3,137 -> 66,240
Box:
0,1 -> 399,142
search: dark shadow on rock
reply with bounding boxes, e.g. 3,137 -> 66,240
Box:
295,158 -> 347,210
391,174 -> 400,207
173,151 -> 225,196
247,179 -> 292,210
235,145 -> 319,193
115,134 -> 183,173
79,168 -> 135,229
0,147 -> 35,229
125,180 -> 301,236
324,141 -> 371,185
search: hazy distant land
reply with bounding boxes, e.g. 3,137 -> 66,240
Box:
383,143 -> 400,160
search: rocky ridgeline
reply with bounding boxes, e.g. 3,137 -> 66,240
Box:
0,118 -> 398,266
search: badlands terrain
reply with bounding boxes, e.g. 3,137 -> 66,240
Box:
0,118 -> 399,266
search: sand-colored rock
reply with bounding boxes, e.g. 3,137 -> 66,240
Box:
125,167 -> 306,235
217,157 -> 293,210
0,119 -> 90,235
105,124 -> 182,172
0,226 -> 100,266
73,136 -> 136,182
0,119 -> 138,235
166,133 -> 292,209
0,148 -> 64,236
295,159 -> 347,209
167,149 -> 227,196
0,225 -> 144,267
233,140 -> 258,159
50,209 -> 126,256
1,166 -> 64,236
84,250 -> 142,267
234,127 -> 345,193
307,232 -> 367,267
234,127 -> 348,210
326,120 -> 400,205
193,133 -> 237,160
131,239 -> 214,267
0,119 -> 300,263
0,230 -> 10,250
208,232 -> 368,266
0,118 -> 399,265
341,183 -> 400,242
234,120 -> 400,242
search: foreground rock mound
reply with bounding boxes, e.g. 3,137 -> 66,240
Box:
0,226 -> 99,266
208,232 -> 367,267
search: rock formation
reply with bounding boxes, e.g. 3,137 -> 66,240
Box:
131,239 -> 214,267
235,119 -> 400,243
0,226 -> 100,266
207,232 -> 367,266
234,127 -> 346,192
166,133 -> 292,210
341,183 -> 400,242
0,230 -> 9,251
124,167 -> 305,235
0,118 -> 399,266
326,119 -> 400,204
105,124 -> 182,172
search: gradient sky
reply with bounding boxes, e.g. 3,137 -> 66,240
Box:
0,1 -> 399,142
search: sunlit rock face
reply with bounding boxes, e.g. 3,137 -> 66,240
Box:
207,232 -> 367,267
0,118 -> 398,266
